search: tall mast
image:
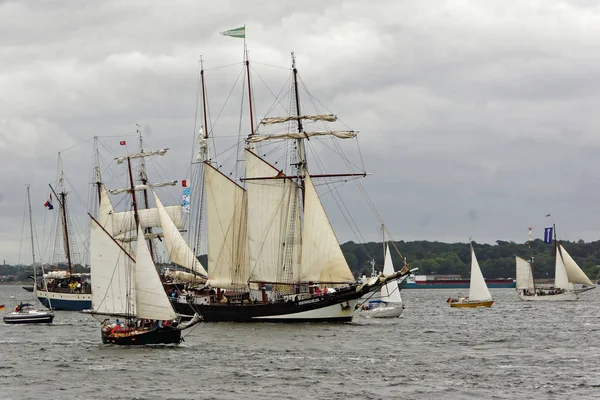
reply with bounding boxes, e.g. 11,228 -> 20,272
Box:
245,46 -> 255,135
201,57 -> 209,142
292,52 -> 307,175
527,226 -> 536,292
26,185 -> 36,266
93,136 -> 102,206
127,157 -> 140,228
137,125 -> 155,261
58,153 -> 73,275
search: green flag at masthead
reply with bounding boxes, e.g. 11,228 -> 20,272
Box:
220,26 -> 245,39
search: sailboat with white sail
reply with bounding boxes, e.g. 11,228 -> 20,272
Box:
516,223 -> 595,301
448,241 -> 494,308
171,53 -> 411,322
85,149 -> 201,345
358,243 -> 406,318
3,185 -> 55,325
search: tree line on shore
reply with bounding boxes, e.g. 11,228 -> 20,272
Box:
2,239 -> 599,282
342,239 -> 600,281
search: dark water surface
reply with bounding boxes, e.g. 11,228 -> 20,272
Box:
1,284 -> 599,399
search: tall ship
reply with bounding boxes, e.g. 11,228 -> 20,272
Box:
36,154 -> 91,311
168,52 -> 410,322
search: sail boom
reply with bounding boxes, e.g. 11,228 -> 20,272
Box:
109,181 -> 178,195
260,114 -> 337,125
242,172 -> 367,181
247,131 -> 357,143
115,148 -> 169,164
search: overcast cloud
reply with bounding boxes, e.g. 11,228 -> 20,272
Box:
1,0 -> 600,265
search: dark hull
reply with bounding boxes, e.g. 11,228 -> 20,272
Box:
37,291 -> 92,311
3,313 -> 54,324
172,285 -> 366,323
101,327 -> 182,345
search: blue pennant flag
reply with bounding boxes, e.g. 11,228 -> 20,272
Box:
543,227 -> 553,244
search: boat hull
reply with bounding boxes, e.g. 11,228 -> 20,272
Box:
517,292 -> 578,301
101,327 -> 182,345
173,286 -> 365,323
449,300 -> 494,308
359,304 -> 404,318
37,290 -> 91,311
3,312 -> 54,324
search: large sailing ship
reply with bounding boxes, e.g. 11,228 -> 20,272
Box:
170,53 -> 411,322
85,149 -> 201,345
36,154 -> 91,311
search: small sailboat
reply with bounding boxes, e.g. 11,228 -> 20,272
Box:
447,241 -> 494,308
358,243 -> 406,318
516,223 -> 595,301
85,152 -> 201,345
4,185 -> 55,325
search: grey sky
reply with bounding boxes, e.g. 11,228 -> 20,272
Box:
1,0 -> 599,264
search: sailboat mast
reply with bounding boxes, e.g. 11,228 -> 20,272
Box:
245,46 -> 255,135
127,157 -> 140,228
58,154 -> 73,275
527,226 -> 537,292
93,136 -> 102,206
292,52 -> 306,175
26,185 -> 36,266
201,58 -> 209,141
137,126 -> 155,260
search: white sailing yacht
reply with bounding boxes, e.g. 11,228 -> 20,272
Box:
448,242 -> 494,308
358,243 -> 406,318
3,185 -> 54,325
516,224 -> 595,301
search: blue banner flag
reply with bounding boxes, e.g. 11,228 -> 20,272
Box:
543,227 -> 553,244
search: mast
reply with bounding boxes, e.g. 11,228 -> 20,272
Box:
245,46 -> 255,135
26,185 -> 36,266
93,137 -> 102,206
127,157 -> 140,229
527,226 -> 536,292
292,52 -> 306,175
137,125 -> 155,260
57,153 -> 73,275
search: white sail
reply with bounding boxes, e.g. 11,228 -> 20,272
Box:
134,224 -> 177,321
247,131 -> 356,143
300,173 -> 355,285
468,245 -> 492,301
97,184 -> 114,227
204,163 -> 248,289
559,244 -> 593,286
111,205 -> 183,238
515,256 -> 535,290
554,246 -> 573,290
153,191 -> 208,277
245,150 -> 299,284
380,244 -> 402,303
260,114 -> 338,125
90,219 -> 135,316
164,269 -> 201,284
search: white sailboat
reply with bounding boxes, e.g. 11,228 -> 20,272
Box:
3,185 -> 54,325
358,243 -> 405,318
516,225 -> 595,301
85,150 -> 201,345
448,242 -> 494,308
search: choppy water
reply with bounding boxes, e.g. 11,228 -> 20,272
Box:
1,284 -> 599,399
